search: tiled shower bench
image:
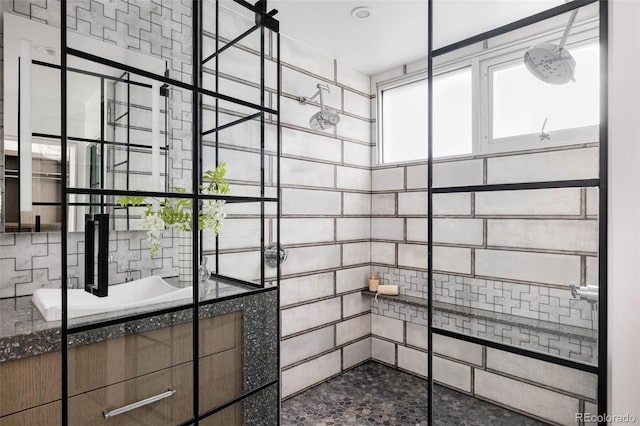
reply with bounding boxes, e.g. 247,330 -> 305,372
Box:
362,290 -> 599,426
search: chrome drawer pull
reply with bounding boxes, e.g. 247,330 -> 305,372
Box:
103,389 -> 176,419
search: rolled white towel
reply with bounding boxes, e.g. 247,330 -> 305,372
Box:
375,284 -> 399,301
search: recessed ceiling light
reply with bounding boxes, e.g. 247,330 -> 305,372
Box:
351,7 -> 371,20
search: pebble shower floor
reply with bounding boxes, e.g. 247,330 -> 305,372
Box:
281,362 -> 549,425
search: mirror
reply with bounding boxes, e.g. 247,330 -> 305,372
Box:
3,13 -> 171,233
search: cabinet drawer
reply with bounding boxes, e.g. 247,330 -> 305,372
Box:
68,362 -> 193,426
68,321 -> 193,396
0,401 -> 61,426
0,351 -> 61,417
68,311 -> 240,396
199,348 -> 242,417
199,311 -> 241,358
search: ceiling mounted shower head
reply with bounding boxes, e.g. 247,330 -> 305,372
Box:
524,9 -> 578,85
299,83 -> 340,131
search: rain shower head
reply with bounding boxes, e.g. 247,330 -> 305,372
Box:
524,42 -> 576,85
524,9 -> 578,85
299,83 -> 340,130
310,110 -> 340,130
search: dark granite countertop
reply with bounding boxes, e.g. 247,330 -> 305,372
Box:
0,277 -> 271,363
0,296 -> 61,362
361,290 -> 598,341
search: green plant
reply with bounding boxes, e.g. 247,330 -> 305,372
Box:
116,163 -> 230,256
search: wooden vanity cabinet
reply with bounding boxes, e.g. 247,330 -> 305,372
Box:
0,402 -> 61,426
0,312 -> 241,426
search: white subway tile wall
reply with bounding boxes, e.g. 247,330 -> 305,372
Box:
433,356 -> 472,392
485,348 -> 597,399
273,23 -> 375,398
475,370 -> 581,425
433,334 -> 482,366
406,322 -> 429,350
281,325 -> 335,367
398,345 -> 428,378
486,147 -> 599,184
279,272 -> 334,306
433,159 -> 484,188
281,298 -> 342,337
371,314 -> 404,343
343,192 -> 372,216
281,351 -> 342,398
336,265 -> 371,294
336,314 -> 371,346
372,337 -> 396,365
342,337 -> 371,370
342,292 -> 372,317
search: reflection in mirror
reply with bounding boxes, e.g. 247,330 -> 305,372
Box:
3,13 -> 170,233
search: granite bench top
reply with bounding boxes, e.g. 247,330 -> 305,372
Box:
361,290 -> 598,341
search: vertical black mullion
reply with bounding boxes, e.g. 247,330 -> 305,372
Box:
427,0 -> 434,424
597,0 -> 608,424
260,6 -> 266,289
100,77 -> 105,215
60,1 -> 69,424
192,0 -> 202,422
17,59 -> 21,232
165,64 -> 170,193
276,31 -> 282,422
126,74 -> 131,229
214,0 -> 220,275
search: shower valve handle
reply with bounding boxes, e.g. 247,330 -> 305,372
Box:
265,243 -> 287,268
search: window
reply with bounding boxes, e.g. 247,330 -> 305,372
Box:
377,17 -> 600,164
379,77 -> 428,164
378,67 -> 473,164
486,42 -> 599,151
433,67 -> 473,157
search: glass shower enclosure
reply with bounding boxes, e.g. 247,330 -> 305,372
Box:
53,0 -> 282,424
428,1 -> 606,424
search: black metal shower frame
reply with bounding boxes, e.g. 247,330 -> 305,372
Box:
425,0 -> 608,424
59,0 -> 281,424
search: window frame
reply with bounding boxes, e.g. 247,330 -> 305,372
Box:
376,62 -> 476,165
376,70 -> 429,165
376,12 -> 600,165
479,30 -> 600,154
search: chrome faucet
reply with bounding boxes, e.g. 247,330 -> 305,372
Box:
198,257 -> 210,283
67,275 -> 79,289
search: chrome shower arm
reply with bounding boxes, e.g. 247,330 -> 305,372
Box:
298,83 -> 331,110
318,84 -> 326,111
558,9 -> 578,50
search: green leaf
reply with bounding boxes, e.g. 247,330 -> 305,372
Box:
116,195 -> 147,207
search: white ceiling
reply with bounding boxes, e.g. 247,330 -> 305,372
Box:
267,0 -> 567,75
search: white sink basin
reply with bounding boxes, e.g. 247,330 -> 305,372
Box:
32,276 -> 192,321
